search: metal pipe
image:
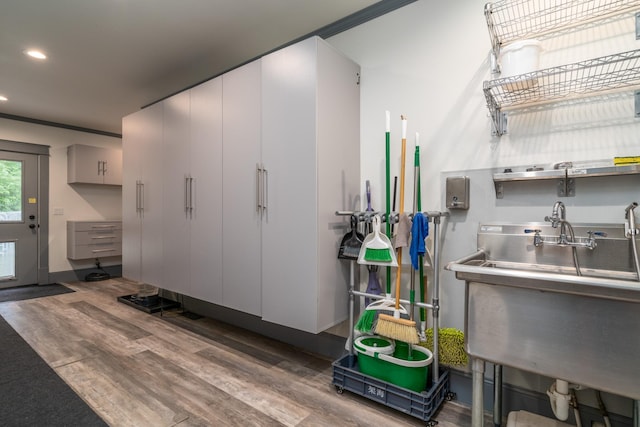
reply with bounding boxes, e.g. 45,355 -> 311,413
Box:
350,290 -> 434,310
348,260 -> 355,359
472,358 -> 485,427
633,399 -> 639,427
494,364 -> 503,427
432,215 -> 441,382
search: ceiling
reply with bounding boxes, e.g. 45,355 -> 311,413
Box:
0,1 -> 412,137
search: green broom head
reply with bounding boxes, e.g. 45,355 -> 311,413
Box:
354,309 -> 377,334
364,247 -> 393,262
418,327 -> 468,367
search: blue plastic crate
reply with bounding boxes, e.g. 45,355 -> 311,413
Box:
332,354 -> 449,423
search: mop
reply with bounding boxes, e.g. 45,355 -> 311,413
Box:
375,115 -> 419,345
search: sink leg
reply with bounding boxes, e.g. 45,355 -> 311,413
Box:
473,357 -> 485,427
494,364 -> 503,426
634,399 -> 639,427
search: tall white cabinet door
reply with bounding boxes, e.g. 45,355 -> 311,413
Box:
162,91 -> 192,295
190,77 -> 223,304
222,60 -> 262,315
122,102 -> 164,287
315,40 -> 361,331
261,37 -> 360,333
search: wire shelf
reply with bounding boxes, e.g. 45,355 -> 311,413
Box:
485,0 -> 640,56
485,49 -> 640,108
484,49 -> 640,133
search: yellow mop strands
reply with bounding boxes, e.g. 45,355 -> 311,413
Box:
418,328 -> 468,367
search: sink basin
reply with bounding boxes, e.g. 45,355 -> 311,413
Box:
447,249 -> 640,303
446,222 -> 640,401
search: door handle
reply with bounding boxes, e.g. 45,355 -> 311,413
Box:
28,224 -> 36,229
256,164 -> 263,213
262,164 -> 268,216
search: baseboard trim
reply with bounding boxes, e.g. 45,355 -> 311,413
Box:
50,265 -> 122,284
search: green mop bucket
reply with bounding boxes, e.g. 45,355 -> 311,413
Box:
354,336 -> 433,393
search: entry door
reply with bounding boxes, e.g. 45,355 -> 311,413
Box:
0,151 -> 39,288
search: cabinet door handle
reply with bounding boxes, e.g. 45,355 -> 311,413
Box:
189,176 -> 194,217
135,181 -> 140,213
185,176 -> 189,214
140,182 -> 145,215
103,161 -> 107,175
256,164 -> 262,213
263,165 -> 268,215
98,161 -> 102,176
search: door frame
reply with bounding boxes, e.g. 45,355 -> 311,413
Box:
0,139 -> 49,285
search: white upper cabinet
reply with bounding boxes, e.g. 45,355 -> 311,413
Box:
68,144 -> 122,185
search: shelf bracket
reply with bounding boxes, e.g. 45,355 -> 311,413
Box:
635,90 -> 640,118
557,177 -> 575,198
636,12 -> 640,40
491,111 -> 507,137
494,182 -> 504,199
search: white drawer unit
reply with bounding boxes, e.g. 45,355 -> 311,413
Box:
67,220 -> 122,260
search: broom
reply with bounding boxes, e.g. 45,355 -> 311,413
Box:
375,115 -> 419,345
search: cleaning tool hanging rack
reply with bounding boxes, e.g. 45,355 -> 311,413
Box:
333,210 -> 451,425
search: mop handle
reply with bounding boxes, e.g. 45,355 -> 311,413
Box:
395,115 -> 407,311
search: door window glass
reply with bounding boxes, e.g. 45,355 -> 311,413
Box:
0,241 -> 16,280
0,159 -> 22,222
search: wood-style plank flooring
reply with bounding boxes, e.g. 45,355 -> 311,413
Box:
0,279 -> 492,426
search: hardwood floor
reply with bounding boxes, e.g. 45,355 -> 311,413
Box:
0,279 -> 491,426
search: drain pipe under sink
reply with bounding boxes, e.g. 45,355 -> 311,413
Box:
547,380 -> 572,421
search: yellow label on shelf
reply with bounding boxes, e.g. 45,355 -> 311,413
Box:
28,197 -> 37,204
614,156 -> 640,165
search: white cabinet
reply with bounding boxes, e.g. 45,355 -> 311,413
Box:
67,220 -> 122,260
222,60 -> 262,316
260,37 -> 360,333
161,78 -> 223,303
122,102 -> 164,287
68,144 -> 122,185
122,36 -> 360,333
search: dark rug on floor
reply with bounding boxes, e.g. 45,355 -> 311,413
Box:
0,315 -> 107,426
0,283 -> 74,303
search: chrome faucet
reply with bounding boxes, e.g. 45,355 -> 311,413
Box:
625,202 -> 638,237
545,201 -> 568,244
624,202 -> 640,281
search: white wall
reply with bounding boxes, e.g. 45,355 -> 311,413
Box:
0,118 -> 122,273
329,0 -> 639,416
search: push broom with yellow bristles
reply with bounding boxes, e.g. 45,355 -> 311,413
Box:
375,115 -> 419,345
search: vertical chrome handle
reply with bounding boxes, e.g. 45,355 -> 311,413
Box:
263,165 -> 268,215
135,180 -> 139,212
185,176 -> 190,215
103,161 -> 107,175
256,163 -> 262,213
98,161 -> 102,176
189,176 -> 194,217
139,182 -> 145,215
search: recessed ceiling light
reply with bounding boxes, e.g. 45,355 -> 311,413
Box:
24,49 -> 47,60
0,96 -> 7,102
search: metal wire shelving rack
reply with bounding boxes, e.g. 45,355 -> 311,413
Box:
483,0 -> 640,136
485,0 -> 640,58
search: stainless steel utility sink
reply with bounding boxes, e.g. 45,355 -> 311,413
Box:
446,222 -> 640,401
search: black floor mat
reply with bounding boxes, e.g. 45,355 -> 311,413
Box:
0,283 -> 74,303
